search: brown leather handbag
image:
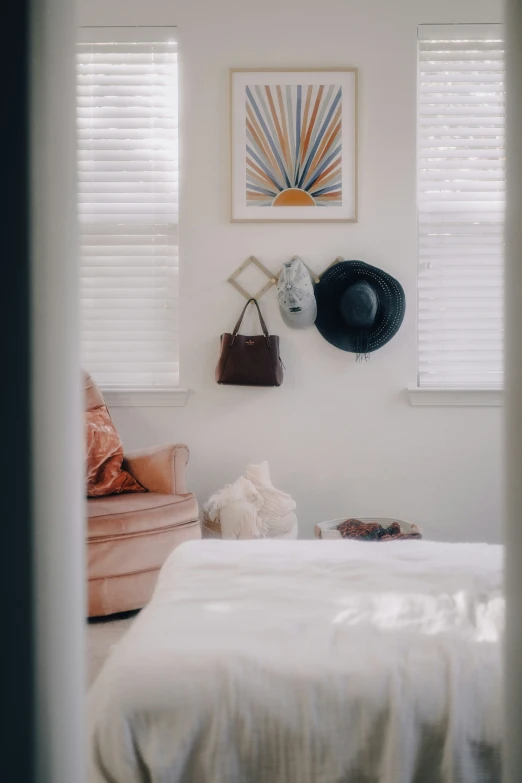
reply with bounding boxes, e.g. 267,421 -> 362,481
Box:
216,298 -> 284,386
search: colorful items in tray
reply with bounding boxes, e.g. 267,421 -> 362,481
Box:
337,518 -> 422,541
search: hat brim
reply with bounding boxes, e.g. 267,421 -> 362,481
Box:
314,261 -> 405,352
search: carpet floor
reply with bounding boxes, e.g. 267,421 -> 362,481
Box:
87,610 -> 138,687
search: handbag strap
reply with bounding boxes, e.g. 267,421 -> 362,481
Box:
231,298 -> 271,347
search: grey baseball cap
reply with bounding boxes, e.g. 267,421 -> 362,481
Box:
277,257 -> 317,328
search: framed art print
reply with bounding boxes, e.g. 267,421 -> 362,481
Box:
230,68 -> 358,222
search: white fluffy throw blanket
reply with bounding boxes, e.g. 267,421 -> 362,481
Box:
202,476 -> 263,539
202,462 -> 296,539
245,462 -> 297,537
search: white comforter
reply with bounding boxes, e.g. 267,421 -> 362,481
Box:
88,540 -> 504,783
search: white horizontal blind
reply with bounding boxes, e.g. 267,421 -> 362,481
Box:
77,28 -> 178,388
418,24 -> 505,388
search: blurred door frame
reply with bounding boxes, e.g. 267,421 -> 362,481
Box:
30,0 -> 85,780
2,0 -> 35,779
2,0 -> 85,779
505,1 -> 522,781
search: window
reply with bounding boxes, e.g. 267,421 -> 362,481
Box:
77,27 -> 178,389
417,24 -> 505,389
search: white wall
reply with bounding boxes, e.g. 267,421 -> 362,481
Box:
80,0 -> 504,541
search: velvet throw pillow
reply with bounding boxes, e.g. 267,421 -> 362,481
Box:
86,407 -> 145,497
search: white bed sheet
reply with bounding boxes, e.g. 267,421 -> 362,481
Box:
88,539 -> 504,783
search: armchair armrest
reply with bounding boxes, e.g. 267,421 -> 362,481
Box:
123,444 -> 190,495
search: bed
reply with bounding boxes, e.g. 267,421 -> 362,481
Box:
88,539 -> 503,782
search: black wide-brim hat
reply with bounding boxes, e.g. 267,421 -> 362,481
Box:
314,261 -> 405,353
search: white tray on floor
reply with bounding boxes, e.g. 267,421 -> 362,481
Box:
314,517 -> 414,540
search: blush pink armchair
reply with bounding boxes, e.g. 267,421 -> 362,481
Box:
85,373 -> 201,617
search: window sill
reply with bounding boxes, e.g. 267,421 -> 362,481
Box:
101,387 -> 189,408
407,388 -> 503,407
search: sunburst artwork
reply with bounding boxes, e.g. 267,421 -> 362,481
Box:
246,84 -> 342,207
231,69 -> 357,222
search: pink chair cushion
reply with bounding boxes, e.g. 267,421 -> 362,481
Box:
87,492 -> 199,538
